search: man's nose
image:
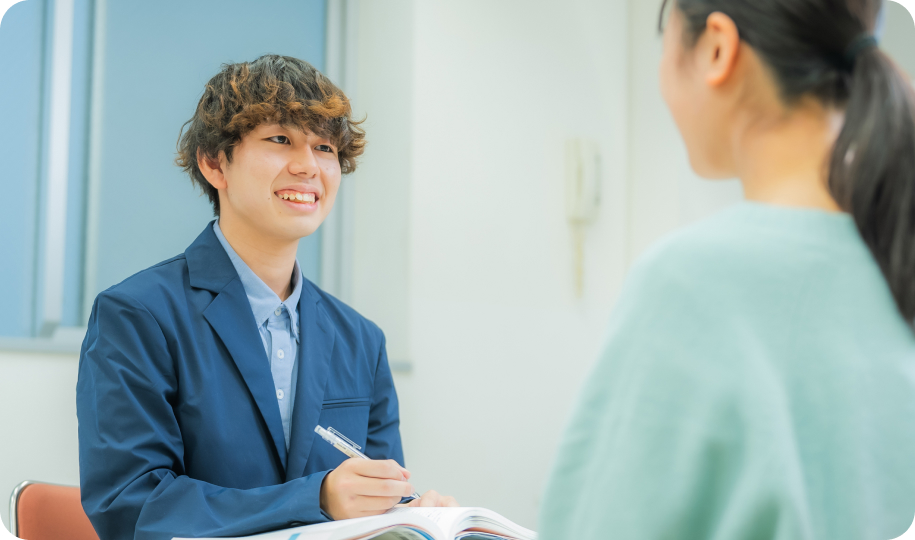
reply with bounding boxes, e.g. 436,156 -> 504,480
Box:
289,147 -> 319,176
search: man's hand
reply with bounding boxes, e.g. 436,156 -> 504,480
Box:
320,459 -> 415,520
403,490 -> 459,508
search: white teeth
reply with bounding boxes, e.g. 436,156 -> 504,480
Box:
279,192 -> 316,203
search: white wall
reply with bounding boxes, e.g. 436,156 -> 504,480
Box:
886,1 -> 915,78
348,0 -> 414,365
347,0 -> 630,528
0,351 -> 80,529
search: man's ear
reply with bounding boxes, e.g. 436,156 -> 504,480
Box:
197,148 -> 227,190
702,12 -> 741,88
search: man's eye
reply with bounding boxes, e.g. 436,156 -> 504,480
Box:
268,135 -> 290,144
316,144 -> 335,153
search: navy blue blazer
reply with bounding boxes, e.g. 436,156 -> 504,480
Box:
76,223 -> 403,540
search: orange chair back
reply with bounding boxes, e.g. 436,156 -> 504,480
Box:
10,482 -> 99,540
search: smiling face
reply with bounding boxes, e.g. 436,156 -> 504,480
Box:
201,122 -> 342,247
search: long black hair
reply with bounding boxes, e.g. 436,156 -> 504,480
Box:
660,0 -> 915,326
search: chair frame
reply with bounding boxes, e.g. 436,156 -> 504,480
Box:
8,480 -> 34,538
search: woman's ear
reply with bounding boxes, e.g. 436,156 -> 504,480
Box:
702,12 -> 742,87
197,149 -> 227,189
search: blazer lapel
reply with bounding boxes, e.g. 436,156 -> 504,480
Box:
285,291 -> 335,481
204,282 -> 289,471
188,223 -> 289,471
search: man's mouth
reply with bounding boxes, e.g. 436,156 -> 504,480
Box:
278,191 -> 316,204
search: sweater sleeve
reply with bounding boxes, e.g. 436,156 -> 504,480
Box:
538,250 -> 810,540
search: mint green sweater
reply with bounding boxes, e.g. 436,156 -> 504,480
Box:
539,203 -> 915,540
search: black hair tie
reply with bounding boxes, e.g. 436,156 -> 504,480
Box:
844,34 -> 879,70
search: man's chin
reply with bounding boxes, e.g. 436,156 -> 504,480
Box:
280,218 -> 323,241
225,211 -> 325,245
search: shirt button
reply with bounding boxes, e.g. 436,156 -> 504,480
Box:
277,349 -> 285,359
276,389 -> 285,400
274,308 -> 282,316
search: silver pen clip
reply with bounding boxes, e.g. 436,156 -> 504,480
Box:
328,426 -> 362,451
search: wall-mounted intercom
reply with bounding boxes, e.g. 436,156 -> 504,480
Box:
565,138 -> 602,298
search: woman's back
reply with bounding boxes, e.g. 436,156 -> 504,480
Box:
539,202 -> 915,539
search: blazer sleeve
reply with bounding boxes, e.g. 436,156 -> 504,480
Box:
77,290 -> 331,540
363,332 -> 405,465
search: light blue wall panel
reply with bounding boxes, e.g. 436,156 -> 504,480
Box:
0,1 -> 45,337
60,0 -> 94,327
90,0 -> 326,300
31,0 -> 93,333
31,0 -> 55,335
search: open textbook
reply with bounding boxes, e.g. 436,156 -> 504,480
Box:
173,507 -> 536,540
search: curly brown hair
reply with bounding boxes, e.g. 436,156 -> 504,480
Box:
175,54 -> 365,216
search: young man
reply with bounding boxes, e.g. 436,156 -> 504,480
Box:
76,55 -> 455,540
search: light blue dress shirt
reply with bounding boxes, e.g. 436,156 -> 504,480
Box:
213,220 -> 302,449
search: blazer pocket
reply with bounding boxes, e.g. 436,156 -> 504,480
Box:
321,397 -> 372,410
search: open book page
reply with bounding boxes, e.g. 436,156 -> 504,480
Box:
385,508 -> 536,540
171,507 -> 535,540
172,512 -> 444,540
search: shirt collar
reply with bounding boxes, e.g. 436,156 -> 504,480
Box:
212,219 -> 301,336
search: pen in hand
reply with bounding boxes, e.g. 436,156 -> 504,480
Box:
315,425 -> 422,501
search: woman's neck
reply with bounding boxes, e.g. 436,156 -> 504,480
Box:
217,214 -> 298,300
734,99 -> 844,212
